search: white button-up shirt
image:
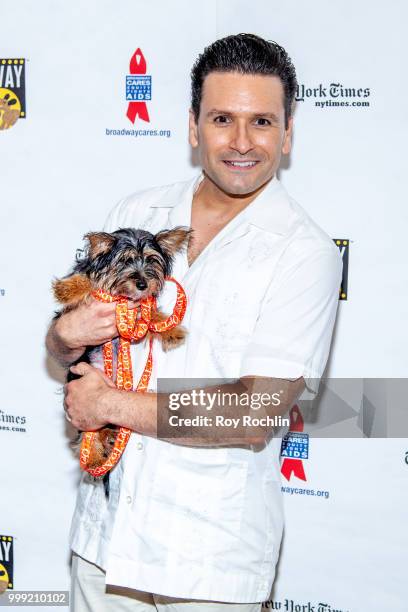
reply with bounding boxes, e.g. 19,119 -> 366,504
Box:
69,172 -> 342,603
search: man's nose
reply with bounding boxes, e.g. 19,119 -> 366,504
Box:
229,121 -> 254,155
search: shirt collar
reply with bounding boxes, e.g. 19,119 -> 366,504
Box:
148,171 -> 296,236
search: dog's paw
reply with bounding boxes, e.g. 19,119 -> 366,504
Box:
52,274 -> 91,306
69,428 -> 118,469
160,325 -> 187,352
98,427 -> 119,455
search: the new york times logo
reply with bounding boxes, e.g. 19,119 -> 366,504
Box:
262,599 -> 349,611
296,83 -> 370,109
0,409 -> 27,433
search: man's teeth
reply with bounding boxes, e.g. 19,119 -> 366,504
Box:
226,161 -> 257,167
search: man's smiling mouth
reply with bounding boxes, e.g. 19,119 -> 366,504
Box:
223,160 -> 259,169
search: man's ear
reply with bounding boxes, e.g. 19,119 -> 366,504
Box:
188,109 -> 199,148
282,115 -> 293,156
84,232 -> 115,258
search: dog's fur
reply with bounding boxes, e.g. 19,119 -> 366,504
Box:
53,226 -> 191,481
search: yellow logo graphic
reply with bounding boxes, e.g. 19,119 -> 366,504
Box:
0,88 -> 21,130
0,58 -> 26,131
0,563 -> 9,593
0,535 -> 13,592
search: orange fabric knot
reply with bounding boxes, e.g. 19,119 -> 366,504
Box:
79,277 -> 187,478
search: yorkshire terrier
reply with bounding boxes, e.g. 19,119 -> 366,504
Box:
52,226 -> 191,488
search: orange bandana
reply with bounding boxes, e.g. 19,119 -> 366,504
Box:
79,277 -> 187,478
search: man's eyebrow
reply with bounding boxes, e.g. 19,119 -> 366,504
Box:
206,109 -> 280,122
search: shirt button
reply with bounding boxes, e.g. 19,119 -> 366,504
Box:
126,495 -> 132,504
137,442 -> 143,450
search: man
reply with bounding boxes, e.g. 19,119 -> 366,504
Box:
46,34 -> 342,611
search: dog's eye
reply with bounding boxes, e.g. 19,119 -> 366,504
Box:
121,253 -> 143,265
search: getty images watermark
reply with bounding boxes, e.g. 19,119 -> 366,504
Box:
157,378 -> 408,440
156,379 -> 291,440
167,389 -> 289,429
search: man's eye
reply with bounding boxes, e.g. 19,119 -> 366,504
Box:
254,118 -> 271,126
214,115 -> 231,124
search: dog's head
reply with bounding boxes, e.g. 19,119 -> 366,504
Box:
77,226 -> 191,301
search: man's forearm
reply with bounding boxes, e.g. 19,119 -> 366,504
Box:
104,376 -> 305,447
45,317 -> 85,368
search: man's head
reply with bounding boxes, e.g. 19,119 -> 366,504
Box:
189,33 -> 298,197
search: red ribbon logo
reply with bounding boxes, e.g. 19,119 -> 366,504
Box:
126,48 -> 150,124
281,405 -> 307,481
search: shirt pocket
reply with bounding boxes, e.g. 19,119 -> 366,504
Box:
146,448 -> 249,560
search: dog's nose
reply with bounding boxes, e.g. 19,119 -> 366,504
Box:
136,280 -> 147,290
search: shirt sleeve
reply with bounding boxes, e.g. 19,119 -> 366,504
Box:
239,245 -> 343,395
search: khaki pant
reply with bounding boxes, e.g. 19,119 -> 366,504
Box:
70,553 -> 262,612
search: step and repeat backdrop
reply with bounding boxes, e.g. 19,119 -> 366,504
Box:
1,1 -> 407,611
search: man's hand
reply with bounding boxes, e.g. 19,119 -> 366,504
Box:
46,299 -> 119,367
56,300 -> 119,350
64,362 -> 116,430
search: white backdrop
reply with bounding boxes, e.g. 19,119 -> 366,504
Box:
1,1 -> 407,611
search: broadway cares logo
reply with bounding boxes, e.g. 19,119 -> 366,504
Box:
262,600 -> 348,611
105,48 -> 171,139
296,82 -> 370,108
126,48 -> 151,123
280,406 -> 308,482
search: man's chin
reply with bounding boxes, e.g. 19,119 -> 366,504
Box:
217,176 -> 270,198
204,168 -> 273,198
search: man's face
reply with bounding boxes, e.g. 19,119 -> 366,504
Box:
189,71 -> 293,196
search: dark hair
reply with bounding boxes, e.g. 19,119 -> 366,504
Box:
190,33 -> 297,129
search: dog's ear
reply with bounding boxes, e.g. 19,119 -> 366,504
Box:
155,226 -> 192,256
84,232 -> 116,258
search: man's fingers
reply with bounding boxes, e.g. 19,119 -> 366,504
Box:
77,298 -> 117,319
90,295 -> 140,314
69,361 -> 95,377
69,362 -> 115,388
99,371 -> 117,388
90,299 -> 117,314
